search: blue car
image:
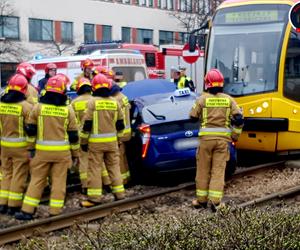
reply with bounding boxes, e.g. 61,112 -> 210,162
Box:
122,79 -> 237,179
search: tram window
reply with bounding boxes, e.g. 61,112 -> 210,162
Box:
284,30 -> 300,102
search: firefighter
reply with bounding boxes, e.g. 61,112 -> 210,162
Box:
110,82 -> 131,184
171,66 -> 195,92
0,74 -> 32,215
15,74 -> 79,220
91,66 -> 114,187
70,77 -> 93,193
16,62 -> 38,104
189,68 -> 243,212
70,59 -> 94,91
113,71 -> 127,88
81,74 -> 125,207
38,63 -> 57,93
92,65 -> 114,80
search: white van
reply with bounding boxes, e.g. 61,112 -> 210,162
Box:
28,49 -> 148,89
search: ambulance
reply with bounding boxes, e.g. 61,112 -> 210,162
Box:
28,49 -> 148,90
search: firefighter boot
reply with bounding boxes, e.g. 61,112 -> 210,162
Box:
15,211 -> 34,220
210,202 -> 226,213
114,192 -> 125,201
0,205 -> 7,214
81,200 -> 102,208
192,199 -> 207,209
7,206 -> 20,216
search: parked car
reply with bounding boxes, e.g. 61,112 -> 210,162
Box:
122,79 -> 237,180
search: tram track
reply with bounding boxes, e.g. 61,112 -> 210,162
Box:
0,160 -> 289,245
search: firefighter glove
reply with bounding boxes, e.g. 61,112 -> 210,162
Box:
116,119 -> 125,131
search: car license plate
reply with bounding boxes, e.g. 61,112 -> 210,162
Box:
174,137 -> 199,151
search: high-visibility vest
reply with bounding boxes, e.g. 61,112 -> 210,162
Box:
88,99 -> 118,143
0,103 -> 27,148
198,97 -> 232,138
36,104 -> 78,151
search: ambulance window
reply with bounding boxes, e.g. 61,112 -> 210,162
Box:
145,53 -> 156,67
112,67 -> 146,82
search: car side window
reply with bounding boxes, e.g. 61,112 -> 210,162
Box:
130,101 -> 144,129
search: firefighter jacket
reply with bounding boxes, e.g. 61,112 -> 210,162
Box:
81,96 -> 123,151
71,93 -> 93,126
26,84 -> 38,104
0,98 -> 32,150
27,103 -> 80,157
190,92 -> 243,142
113,92 -> 131,142
71,73 -> 93,91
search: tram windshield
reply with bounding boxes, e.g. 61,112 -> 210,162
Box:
207,4 -> 290,96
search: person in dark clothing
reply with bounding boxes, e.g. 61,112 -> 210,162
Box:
38,63 -> 57,94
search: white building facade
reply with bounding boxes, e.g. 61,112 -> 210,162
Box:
0,0 -> 204,82
1,0 -> 198,59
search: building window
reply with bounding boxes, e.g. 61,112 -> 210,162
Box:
137,28 -> 153,44
161,0 -> 173,9
178,32 -> 188,44
167,0 -> 174,10
102,25 -> 112,41
159,30 -> 173,45
61,21 -> 73,43
161,0 -> 167,8
0,16 -> 19,39
138,0 -> 146,5
84,23 -> 95,42
122,27 -> 131,43
29,18 -> 53,41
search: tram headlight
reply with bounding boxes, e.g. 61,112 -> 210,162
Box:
256,107 -> 263,113
293,109 -> 298,114
262,102 -> 269,108
249,108 -> 255,115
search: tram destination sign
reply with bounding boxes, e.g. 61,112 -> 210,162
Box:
225,10 -> 279,24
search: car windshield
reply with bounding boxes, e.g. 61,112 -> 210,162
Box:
207,4 -> 289,96
142,99 -> 195,124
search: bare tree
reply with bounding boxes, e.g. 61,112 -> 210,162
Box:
37,23 -> 78,56
170,0 -> 223,35
0,0 -> 27,62
45,39 -> 79,56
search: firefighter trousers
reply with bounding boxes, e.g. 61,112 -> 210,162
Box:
87,148 -> 125,203
101,164 -> 111,186
119,142 -> 130,184
21,154 -> 72,215
0,147 -> 29,208
195,139 -> 229,205
79,148 -> 88,188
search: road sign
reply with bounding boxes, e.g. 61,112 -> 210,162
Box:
182,43 -> 201,64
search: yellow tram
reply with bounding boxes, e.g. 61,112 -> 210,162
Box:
203,0 -> 300,152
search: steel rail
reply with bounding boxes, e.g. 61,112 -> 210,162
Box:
238,185 -> 300,208
0,182 -> 194,246
0,160 -> 287,245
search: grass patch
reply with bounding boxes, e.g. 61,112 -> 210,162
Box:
16,207 -> 300,250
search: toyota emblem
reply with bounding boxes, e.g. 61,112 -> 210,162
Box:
185,130 -> 193,137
